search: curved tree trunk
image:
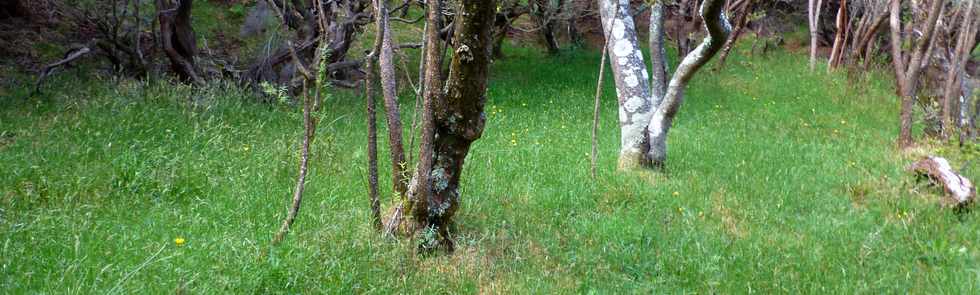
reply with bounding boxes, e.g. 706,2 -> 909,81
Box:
646,0 -> 730,168
156,0 -> 202,84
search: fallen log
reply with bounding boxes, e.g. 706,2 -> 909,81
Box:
909,156 -> 976,207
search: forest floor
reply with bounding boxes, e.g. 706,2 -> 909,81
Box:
4,40 -> 980,292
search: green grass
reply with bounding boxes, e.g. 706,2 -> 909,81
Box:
3,44 -> 980,293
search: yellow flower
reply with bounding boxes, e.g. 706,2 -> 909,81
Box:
672,191 -> 680,196
174,237 -> 185,246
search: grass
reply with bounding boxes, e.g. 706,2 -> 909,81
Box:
3,41 -> 980,293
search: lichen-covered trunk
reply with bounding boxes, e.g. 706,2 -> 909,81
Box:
599,0 -> 654,169
601,0 -> 727,170
410,0 -> 495,252
646,1 -> 669,166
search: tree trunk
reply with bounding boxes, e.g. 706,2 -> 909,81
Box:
375,0 -> 409,197
365,0 -> 384,231
600,0 -> 654,169
892,0 -> 944,147
409,0 -> 496,252
827,0 -> 846,71
646,0 -> 730,169
534,0 -> 560,54
407,0 -> 445,243
601,0 -> 729,171
943,0 -> 975,142
809,0 -> 822,71
156,0 -> 202,84
715,0 -> 751,71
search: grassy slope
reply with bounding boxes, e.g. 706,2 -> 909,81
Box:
3,41 -> 980,292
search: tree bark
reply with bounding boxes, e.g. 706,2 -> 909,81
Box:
599,0 -> 654,169
809,0 -> 823,71
646,0 -> 730,169
401,0 -> 443,246
272,81 -> 318,244
714,0 -> 751,71
943,0 -> 975,142
601,0 -> 729,170
892,0 -> 944,147
156,0 -> 202,84
375,0 -> 409,197
827,0 -> 847,71
407,0 -> 496,252
365,0 -> 384,231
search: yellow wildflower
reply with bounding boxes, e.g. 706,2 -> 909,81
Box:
175,237 -> 185,246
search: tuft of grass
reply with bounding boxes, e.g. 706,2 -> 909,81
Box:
2,42 -> 980,293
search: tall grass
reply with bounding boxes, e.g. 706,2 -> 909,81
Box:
2,44 -> 979,293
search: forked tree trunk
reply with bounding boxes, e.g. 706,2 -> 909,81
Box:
405,0 -> 496,252
891,0 -> 943,147
646,0 -> 730,168
601,0 -> 729,170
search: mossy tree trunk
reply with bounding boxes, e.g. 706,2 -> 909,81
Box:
409,0 -> 496,252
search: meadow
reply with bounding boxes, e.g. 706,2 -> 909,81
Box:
2,43 -> 980,293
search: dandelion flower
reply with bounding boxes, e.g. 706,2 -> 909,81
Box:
174,237 -> 185,246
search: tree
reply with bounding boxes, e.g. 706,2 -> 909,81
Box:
890,0 -> 943,147
379,0 -> 496,252
532,0 -> 564,55
809,0 -> 824,71
156,0 -> 202,84
600,0 -> 730,170
248,0 -> 372,89
827,0 -> 848,71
